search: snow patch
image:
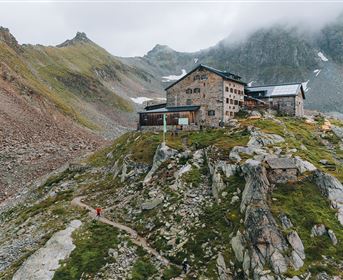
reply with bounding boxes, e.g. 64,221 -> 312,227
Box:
318,52 -> 328,62
130,97 -> 153,104
194,58 -> 199,64
162,69 -> 187,82
247,81 -> 255,87
302,80 -> 310,92
313,69 -> 321,77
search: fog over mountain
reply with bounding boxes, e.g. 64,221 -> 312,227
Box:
1,1 -> 343,56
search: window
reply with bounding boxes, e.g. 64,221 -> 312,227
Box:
230,99 -> 233,104
230,112 -> 234,117
201,75 -> 208,80
194,75 -> 200,81
226,98 -> 229,104
225,86 -> 229,92
193,88 -> 201,93
208,110 -> 215,116
230,88 -> 233,93
234,100 -> 238,105
234,89 -> 237,94
225,111 -> 230,116
186,99 -> 192,105
186,88 -> 192,94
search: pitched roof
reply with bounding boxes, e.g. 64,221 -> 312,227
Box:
139,105 -> 200,114
266,158 -> 298,169
246,83 -> 305,99
165,64 -> 246,90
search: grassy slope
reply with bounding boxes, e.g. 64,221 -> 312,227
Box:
1,42 -> 103,129
22,42 -> 134,127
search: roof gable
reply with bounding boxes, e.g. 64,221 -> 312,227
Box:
164,64 -> 246,90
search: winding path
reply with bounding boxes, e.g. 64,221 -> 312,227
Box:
71,196 -> 175,267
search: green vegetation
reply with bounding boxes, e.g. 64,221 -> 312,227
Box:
131,258 -> 157,280
177,175 -> 244,278
271,180 -> 343,277
162,265 -> 182,280
88,132 -> 161,167
53,222 -> 120,280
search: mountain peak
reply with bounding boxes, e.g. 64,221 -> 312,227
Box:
146,44 -> 174,56
56,31 -> 92,48
0,26 -> 21,52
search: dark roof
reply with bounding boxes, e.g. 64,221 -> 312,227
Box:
246,83 -> 306,99
165,64 -> 246,90
144,103 -> 167,111
138,105 -> 200,114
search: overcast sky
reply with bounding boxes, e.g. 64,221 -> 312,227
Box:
1,1 -> 343,57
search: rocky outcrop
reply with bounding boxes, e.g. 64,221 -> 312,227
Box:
248,129 -> 285,147
295,157 -> 317,173
143,143 -> 177,185
313,171 -> 343,225
287,231 -> 305,270
239,159 -> 290,278
217,253 -> 232,280
311,224 -> 338,246
12,220 -> 82,280
279,213 -> 293,229
141,198 -> 163,210
266,158 -> 298,184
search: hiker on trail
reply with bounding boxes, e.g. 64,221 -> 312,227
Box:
182,258 -> 189,274
96,207 -> 102,218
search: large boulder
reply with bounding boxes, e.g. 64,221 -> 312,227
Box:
216,253 -> 232,280
143,143 -> 177,185
240,159 -> 270,213
231,231 -> 245,263
248,130 -> 285,147
241,159 -> 289,276
331,125 -> 343,139
287,231 -> 305,260
141,198 -> 163,210
313,171 -> 343,225
295,157 -> 317,173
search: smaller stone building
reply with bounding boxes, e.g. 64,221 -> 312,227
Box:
245,83 -> 305,117
266,157 -> 299,184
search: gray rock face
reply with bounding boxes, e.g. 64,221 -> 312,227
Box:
240,159 -> 269,213
216,252 -> 232,280
143,143 -> 177,185
311,224 -> 327,237
240,159 -> 289,277
212,169 -> 226,201
231,231 -> 245,263
12,220 -> 82,280
279,213 -> 293,229
313,171 -> 343,225
141,198 -> 163,210
248,130 -> 285,147
332,125 -> 343,139
295,157 -> 317,173
291,250 -> 304,270
287,231 -> 305,260
327,229 -> 338,246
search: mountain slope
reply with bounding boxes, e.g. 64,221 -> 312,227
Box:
0,28 -> 162,203
1,115 -> 343,279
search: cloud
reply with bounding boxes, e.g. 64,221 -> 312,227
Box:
0,1 -> 342,56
